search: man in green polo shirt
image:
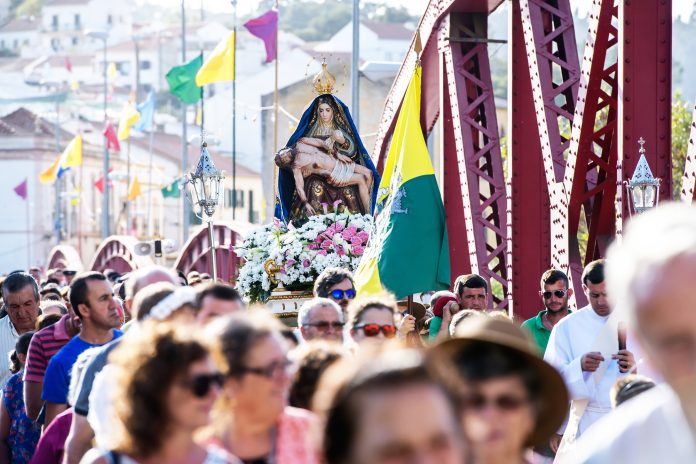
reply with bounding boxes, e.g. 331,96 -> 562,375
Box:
521,268 -> 573,354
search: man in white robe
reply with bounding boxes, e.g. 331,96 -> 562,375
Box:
567,204 -> 696,463
544,259 -> 636,451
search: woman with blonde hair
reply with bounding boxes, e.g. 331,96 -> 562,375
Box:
206,311 -> 318,464
83,323 -> 236,464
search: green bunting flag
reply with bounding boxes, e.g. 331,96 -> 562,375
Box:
161,180 -> 181,198
166,55 -> 203,105
353,64 -> 450,299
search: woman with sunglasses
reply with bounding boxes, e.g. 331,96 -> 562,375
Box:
348,295 -> 399,346
83,323 -> 235,464
429,318 -> 568,464
206,311 -> 318,464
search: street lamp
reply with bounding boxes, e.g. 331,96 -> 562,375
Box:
185,137 -> 224,280
85,29 -> 110,238
625,137 -> 661,216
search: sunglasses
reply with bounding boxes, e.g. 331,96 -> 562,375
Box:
182,372 -> 224,398
330,289 -> 357,300
240,359 -> 292,379
542,289 -> 567,299
354,323 -> 397,338
306,321 -> 344,331
464,393 -> 528,412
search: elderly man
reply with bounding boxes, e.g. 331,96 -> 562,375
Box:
570,204 -> 696,462
298,298 -> 344,342
544,260 -> 636,454
1,272 -> 41,385
314,267 -> 356,315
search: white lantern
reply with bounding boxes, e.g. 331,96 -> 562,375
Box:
187,142 -> 223,219
625,138 -> 661,216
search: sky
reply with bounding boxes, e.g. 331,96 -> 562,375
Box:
144,0 -> 693,22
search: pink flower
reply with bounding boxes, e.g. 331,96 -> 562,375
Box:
336,245 -> 346,256
323,229 -> 336,239
321,203 -> 329,214
350,235 -> 364,246
334,222 -> 345,232
332,199 -> 343,210
356,231 -> 369,242
352,245 -> 365,256
318,250 -> 328,256
303,259 -> 311,268
321,240 -> 333,250
341,225 -> 358,240
286,259 -> 296,267
308,243 -> 318,250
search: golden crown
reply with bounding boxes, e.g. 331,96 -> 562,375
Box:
312,61 -> 336,95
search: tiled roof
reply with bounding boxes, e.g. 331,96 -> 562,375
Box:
0,107 -> 71,139
0,17 -> 40,33
45,0 -> 90,6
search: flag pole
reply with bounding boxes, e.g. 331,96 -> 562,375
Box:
126,137 -> 131,234
181,0 -> 190,245
273,0 -> 279,155
78,153 -> 83,257
25,183 -> 30,266
231,0 -> 237,221
147,124 -> 155,238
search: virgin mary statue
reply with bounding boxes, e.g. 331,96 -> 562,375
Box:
275,63 -> 380,223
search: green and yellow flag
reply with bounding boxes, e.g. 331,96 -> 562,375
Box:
353,65 -> 450,299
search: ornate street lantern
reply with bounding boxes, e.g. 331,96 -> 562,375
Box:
185,137 -> 224,279
625,138 -> 661,216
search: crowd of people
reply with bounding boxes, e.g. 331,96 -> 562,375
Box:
0,203 -> 695,463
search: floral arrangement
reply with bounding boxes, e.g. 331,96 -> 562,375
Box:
236,212 -> 373,303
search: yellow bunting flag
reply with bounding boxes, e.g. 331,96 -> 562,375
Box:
195,32 -> 235,86
107,62 -> 117,80
39,134 -> 83,184
117,102 -> 141,141
127,176 -> 141,202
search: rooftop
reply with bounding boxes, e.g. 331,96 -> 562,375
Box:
362,21 -> 414,40
0,16 -> 40,33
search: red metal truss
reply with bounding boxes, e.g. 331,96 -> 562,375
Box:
509,0 -> 557,318
519,0 -> 580,305
564,0 -> 620,306
619,0 -> 672,213
441,13 -> 509,308
174,222 -> 245,284
89,236 -> 154,273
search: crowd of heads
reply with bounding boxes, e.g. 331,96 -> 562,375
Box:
1,203 -> 696,462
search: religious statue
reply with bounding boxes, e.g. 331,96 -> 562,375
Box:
275,62 -> 380,223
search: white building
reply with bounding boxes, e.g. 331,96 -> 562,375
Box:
41,0 -> 133,53
0,16 -> 41,57
314,20 -> 413,63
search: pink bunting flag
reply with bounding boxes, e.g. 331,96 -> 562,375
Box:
244,9 -> 278,63
13,179 -> 27,200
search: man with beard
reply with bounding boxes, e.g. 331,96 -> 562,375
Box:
522,269 -> 573,354
41,272 -> 122,427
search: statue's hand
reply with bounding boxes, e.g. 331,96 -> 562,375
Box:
337,154 -> 352,164
304,203 -> 316,216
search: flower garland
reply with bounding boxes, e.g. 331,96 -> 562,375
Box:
236,212 -> 373,303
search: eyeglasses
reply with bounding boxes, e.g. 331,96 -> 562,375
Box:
464,393 -> 528,412
542,290 -> 567,299
240,359 -> 292,379
354,323 -> 397,338
330,289 -> 356,300
305,321 -> 344,331
181,372 -> 224,398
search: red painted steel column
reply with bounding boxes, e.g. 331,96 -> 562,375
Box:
441,12 -> 509,309
619,0 -> 672,214
510,0 -> 552,319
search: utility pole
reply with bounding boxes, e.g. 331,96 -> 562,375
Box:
182,0 -> 190,243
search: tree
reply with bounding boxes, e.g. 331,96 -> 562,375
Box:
13,0 -> 43,17
672,91 -> 693,198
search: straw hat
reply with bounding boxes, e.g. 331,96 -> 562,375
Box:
396,299 -> 427,322
428,317 -> 569,446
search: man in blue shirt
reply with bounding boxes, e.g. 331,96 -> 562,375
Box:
42,271 -> 122,427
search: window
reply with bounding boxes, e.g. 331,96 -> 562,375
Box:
225,189 -> 244,208
0,40 -> 4,48
140,60 -> 151,70
72,37 -> 78,46
248,190 -> 256,223
52,15 -> 58,31
13,39 -> 18,49
107,14 -> 113,26
74,14 -> 81,30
